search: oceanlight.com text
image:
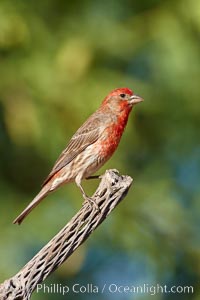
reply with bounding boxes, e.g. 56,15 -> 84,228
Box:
36,283 -> 194,296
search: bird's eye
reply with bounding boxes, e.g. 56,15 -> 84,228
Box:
120,93 -> 126,98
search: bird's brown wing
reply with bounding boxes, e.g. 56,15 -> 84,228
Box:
42,115 -> 102,186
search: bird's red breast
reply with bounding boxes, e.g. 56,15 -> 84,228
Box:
99,102 -> 132,158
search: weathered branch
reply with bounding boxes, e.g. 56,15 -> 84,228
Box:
0,169 -> 133,300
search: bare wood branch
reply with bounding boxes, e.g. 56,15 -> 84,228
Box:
0,169 -> 133,300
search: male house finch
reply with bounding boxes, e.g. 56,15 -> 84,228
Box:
13,88 -> 143,225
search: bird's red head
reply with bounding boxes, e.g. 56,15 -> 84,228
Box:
102,87 -> 143,110
109,87 -> 134,97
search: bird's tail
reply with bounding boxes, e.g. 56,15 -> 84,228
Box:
13,186 -> 50,225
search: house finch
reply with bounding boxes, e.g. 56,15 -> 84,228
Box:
13,88 -> 143,225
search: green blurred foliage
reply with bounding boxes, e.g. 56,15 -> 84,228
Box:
0,0 -> 199,299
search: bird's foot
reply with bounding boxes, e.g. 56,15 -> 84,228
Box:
83,195 -> 100,212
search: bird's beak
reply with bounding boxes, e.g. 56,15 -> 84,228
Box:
129,94 -> 144,105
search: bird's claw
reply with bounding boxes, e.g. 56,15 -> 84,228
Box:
83,196 -> 100,212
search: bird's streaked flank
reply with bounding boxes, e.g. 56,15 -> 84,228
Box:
13,88 -> 143,225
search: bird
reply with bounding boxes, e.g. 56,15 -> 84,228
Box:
13,88 -> 143,224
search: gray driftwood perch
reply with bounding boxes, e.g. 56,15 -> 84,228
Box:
0,169 -> 133,300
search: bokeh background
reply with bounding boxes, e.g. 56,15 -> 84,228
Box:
0,0 -> 199,299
